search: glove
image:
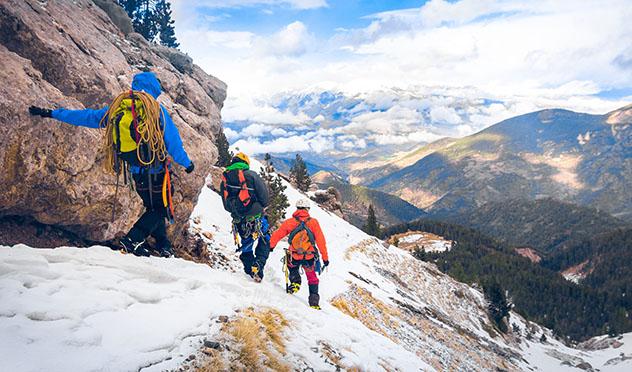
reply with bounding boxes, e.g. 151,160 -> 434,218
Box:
185,161 -> 195,174
323,260 -> 329,268
29,106 -> 52,118
270,246 -> 275,253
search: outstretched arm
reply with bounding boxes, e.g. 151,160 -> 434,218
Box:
50,106 -> 109,128
270,220 -> 293,249
312,219 -> 329,262
161,106 -> 193,169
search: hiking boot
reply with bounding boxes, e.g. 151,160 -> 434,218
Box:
251,264 -> 262,283
308,293 -> 320,308
288,283 -> 300,294
120,237 -> 150,257
157,245 -> 174,258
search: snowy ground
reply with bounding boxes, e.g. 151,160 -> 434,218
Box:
1,161 -> 632,371
391,231 -> 453,253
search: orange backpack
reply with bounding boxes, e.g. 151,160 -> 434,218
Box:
288,217 -> 318,259
221,169 -> 253,217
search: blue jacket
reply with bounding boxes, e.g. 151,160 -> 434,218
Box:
51,72 -> 192,173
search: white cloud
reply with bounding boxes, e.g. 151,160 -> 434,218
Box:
271,128 -> 290,136
262,21 -> 312,57
344,105 -> 424,135
429,106 -> 462,125
240,123 -> 274,137
222,97 -> 310,124
232,134 -> 334,155
223,127 -> 240,141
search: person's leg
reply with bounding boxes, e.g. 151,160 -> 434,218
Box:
304,260 -> 320,308
122,171 -> 168,256
151,218 -> 173,257
146,171 -> 172,257
238,220 -> 256,276
288,260 -> 301,293
121,172 -> 154,256
253,216 -> 270,278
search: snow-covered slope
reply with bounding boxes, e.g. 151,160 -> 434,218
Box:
1,161 -> 632,371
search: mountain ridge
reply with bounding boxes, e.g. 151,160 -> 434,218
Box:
366,104 -> 632,220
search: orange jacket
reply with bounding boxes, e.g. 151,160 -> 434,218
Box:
270,209 -> 329,261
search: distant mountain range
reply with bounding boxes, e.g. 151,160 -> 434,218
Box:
365,104 -> 632,222
264,154 -> 348,179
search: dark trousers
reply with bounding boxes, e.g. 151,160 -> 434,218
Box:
126,171 -> 171,249
237,216 -> 270,278
288,258 -> 320,306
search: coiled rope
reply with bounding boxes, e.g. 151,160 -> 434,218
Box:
99,91 -> 168,173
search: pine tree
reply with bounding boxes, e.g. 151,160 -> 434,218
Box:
289,154 -> 311,192
259,154 -> 289,228
483,280 -> 512,333
117,0 -> 179,48
119,0 -> 139,19
362,204 -> 381,238
132,0 -> 157,41
215,129 -> 233,167
154,0 -> 179,48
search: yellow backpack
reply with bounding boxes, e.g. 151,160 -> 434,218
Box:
101,90 -> 167,172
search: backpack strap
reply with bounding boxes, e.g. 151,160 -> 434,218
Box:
237,170 -> 251,206
288,217 -> 317,252
129,90 -> 141,144
221,172 -> 229,201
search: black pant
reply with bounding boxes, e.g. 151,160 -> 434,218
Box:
127,170 -> 171,249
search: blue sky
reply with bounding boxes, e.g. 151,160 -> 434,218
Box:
194,1 -> 428,36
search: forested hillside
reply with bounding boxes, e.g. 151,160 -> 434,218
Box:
445,198 -> 627,255
383,219 -> 632,340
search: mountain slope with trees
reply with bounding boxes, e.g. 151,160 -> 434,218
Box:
313,171 -> 427,228
446,198 -> 628,256
383,219 -> 632,341
368,105 -> 632,221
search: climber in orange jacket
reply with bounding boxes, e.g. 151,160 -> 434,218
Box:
270,198 -> 329,309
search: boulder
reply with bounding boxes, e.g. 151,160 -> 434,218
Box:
0,0 -> 227,259
311,187 -> 344,218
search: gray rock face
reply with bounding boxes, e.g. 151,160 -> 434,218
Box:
0,0 -> 227,258
93,0 -> 133,35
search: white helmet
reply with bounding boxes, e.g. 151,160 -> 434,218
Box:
296,198 -> 311,209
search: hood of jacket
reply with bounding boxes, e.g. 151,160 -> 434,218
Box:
225,161 -> 250,172
292,209 -> 310,220
131,72 -> 161,99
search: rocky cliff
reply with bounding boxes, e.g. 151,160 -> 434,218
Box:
0,0 -> 227,259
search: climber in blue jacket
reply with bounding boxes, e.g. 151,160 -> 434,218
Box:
29,71 -> 194,257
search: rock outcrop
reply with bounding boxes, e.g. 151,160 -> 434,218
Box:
0,0 -> 227,258
311,188 -> 344,218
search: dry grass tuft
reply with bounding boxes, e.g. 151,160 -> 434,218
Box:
196,348 -> 225,371
344,239 -> 377,260
196,307 -> 291,372
330,284 -> 401,338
